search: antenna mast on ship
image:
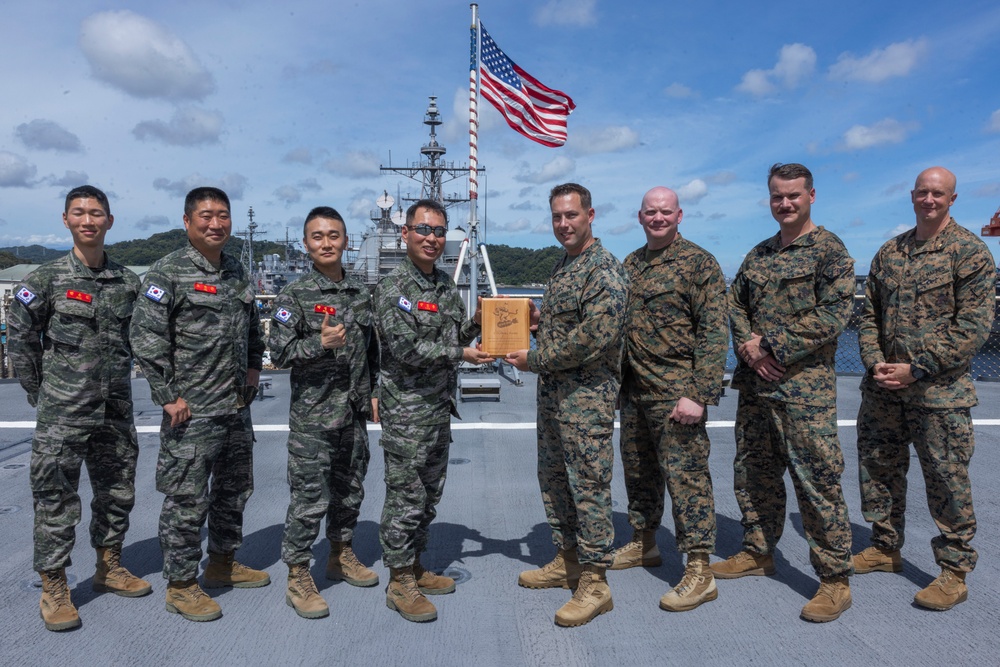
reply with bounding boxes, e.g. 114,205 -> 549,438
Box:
236,206 -> 265,288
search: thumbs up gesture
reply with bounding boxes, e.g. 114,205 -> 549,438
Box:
320,313 -> 347,350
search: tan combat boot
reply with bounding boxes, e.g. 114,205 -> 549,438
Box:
326,541 -> 378,587
518,549 -> 582,589
800,576 -> 852,622
203,551 -> 271,589
914,568 -> 968,611
710,550 -> 776,579
413,561 -> 455,595
286,562 -> 329,619
165,579 -> 222,622
385,567 -> 437,622
39,568 -> 81,632
659,552 -> 718,612
554,565 -> 613,627
853,545 -> 903,574
94,545 -> 152,597
609,529 -> 662,570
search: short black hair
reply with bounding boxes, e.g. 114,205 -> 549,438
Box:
65,185 -> 111,216
549,183 -> 592,210
768,163 -> 813,191
303,206 -> 346,236
184,186 -> 231,217
405,199 -> 448,226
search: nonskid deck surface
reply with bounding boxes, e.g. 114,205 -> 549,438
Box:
2,373 -> 999,666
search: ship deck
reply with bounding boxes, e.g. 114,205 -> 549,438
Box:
2,372 -> 999,666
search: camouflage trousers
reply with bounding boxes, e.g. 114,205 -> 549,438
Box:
537,416 -> 614,566
857,390 -> 977,572
379,421 -> 450,569
156,409 -> 254,581
30,419 -> 139,572
733,393 -> 853,578
281,418 -> 371,565
620,395 -> 716,553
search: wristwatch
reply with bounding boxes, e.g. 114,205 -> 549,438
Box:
910,364 -> 926,380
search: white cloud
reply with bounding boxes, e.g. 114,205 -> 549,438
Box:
298,178 -> 322,192
135,215 -> 171,230
46,170 -> 90,187
490,218 -> 533,233
829,38 -> 927,82
535,0 -> 596,27
973,182 -> 1000,197
885,223 -> 911,238
514,156 -> 576,184
606,222 -> 635,235
79,10 -> 215,101
988,109 -> 1000,133
152,173 -> 248,200
16,120 -> 83,152
736,43 -> 816,96
133,107 -> 223,146
569,126 -> 640,155
664,83 -> 695,99
705,171 -> 738,186
841,118 -> 914,150
677,178 -> 709,204
0,152 -> 37,187
736,69 -> 776,97
283,148 -> 314,165
322,151 -> 380,179
510,201 -> 536,211
274,185 -> 302,205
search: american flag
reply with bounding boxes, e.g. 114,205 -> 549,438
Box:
479,23 -> 575,148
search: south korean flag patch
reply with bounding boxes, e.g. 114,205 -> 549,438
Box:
145,284 -> 166,302
274,307 -> 293,324
16,286 -> 36,305
397,296 -> 412,313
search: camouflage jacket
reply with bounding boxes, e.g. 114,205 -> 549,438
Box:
130,243 -> 264,417
269,266 -> 379,431
529,239 -> 627,424
622,236 -> 728,405
8,251 -> 139,425
730,226 -> 854,406
374,256 -> 479,426
859,218 -> 996,408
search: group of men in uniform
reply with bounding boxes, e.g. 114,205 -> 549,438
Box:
9,161 -> 994,631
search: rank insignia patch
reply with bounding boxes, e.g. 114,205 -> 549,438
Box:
314,304 -> 337,316
417,301 -> 438,312
194,282 -> 218,294
66,290 -> 93,303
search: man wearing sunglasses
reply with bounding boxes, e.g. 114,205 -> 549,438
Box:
374,199 -> 492,622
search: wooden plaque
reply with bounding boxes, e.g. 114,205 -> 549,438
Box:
480,298 -> 531,356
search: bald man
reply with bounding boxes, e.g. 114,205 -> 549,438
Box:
854,167 -> 996,610
611,187 -> 728,612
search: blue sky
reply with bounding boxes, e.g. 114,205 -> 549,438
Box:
2,0 -> 999,275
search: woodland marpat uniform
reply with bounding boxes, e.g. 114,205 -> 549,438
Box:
528,238 -> 627,565
857,218 -> 995,572
728,226 -> 855,577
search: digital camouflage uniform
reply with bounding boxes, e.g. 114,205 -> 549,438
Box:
268,267 -> 379,565
528,239 -> 627,566
729,226 -> 854,578
374,256 -> 479,569
130,243 -> 264,581
857,218 -> 995,573
620,236 -> 728,554
9,251 -> 140,572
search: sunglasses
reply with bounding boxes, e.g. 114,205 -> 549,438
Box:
406,224 -> 448,238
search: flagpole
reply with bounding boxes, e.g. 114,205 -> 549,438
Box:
467,3 -> 481,308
